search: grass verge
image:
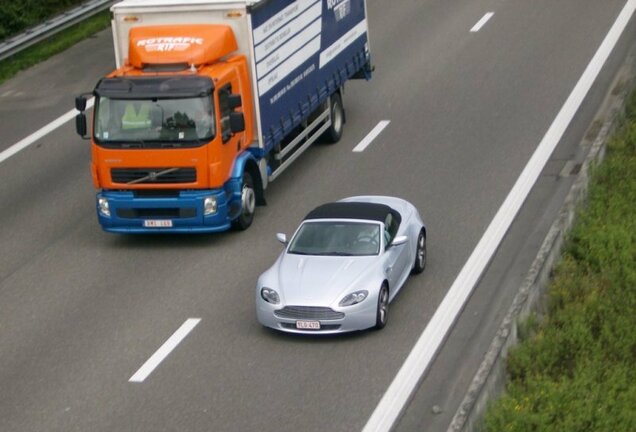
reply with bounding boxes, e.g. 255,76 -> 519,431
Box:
0,10 -> 110,85
483,92 -> 636,431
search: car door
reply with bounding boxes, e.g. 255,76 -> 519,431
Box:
383,216 -> 411,296
387,241 -> 411,294
384,241 -> 402,294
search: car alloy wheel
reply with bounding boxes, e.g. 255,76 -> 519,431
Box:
375,284 -> 389,329
412,230 -> 426,274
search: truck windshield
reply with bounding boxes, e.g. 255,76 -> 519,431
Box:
94,96 -> 215,147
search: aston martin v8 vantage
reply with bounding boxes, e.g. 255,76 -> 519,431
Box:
256,196 -> 426,334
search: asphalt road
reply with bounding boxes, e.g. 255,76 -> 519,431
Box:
0,0 -> 634,431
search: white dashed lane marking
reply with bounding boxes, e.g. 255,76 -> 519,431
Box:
129,318 -> 201,383
470,12 -> 494,32
352,120 -> 390,152
0,97 -> 94,165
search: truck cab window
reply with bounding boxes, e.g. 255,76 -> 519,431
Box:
218,84 -> 233,143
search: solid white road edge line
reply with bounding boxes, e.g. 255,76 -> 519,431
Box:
0,97 -> 94,165
362,1 -> 636,431
470,12 -> 494,33
353,120 -> 390,152
129,318 -> 201,383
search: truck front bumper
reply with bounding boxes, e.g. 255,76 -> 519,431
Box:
96,189 -> 233,233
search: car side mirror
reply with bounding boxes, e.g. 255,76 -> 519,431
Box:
230,112 -> 245,133
276,233 -> 287,244
390,235 -> 408,247
75,113 -> 88,138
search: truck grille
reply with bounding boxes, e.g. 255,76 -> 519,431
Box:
274,306 -> 345,320
111,167 -> 196,184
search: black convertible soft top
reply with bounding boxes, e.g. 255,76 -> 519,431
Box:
304,202 -> 401,224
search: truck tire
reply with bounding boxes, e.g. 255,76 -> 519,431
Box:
322,92 -> 344,143
233,171 -> 256,230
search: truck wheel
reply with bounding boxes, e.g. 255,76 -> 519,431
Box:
322,93 -> 344,143
233,171 -> 256,230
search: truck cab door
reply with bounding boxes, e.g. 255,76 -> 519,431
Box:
210,81 -> 245,184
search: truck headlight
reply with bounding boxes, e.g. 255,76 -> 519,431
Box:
260,287 -> 280,304
339,290 -> 368,307
98,197 -> 110,217
203,196 -> 218,215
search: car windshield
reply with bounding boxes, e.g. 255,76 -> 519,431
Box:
288,221 -> 381,256
94,96 -> 215,147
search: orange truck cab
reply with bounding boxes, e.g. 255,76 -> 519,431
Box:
75,0 -> 372,233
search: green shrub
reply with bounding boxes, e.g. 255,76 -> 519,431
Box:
484,93 -> 636,431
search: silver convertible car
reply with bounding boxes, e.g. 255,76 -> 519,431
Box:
256,196 -> 426,334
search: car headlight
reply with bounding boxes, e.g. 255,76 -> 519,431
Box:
339,290 -> 369,307
203,196 -> 218,215
260,287 -> 280,304
98,197 -> 110,217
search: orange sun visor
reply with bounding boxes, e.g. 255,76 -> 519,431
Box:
128,24 -> 238,68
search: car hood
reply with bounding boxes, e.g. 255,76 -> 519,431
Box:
277,254 -> 377,306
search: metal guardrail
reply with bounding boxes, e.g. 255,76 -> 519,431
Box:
0,0 -> 115,62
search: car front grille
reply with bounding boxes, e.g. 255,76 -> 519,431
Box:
280,323 -> 341,331
274,306 -> 345,320
111,167 -> 196,184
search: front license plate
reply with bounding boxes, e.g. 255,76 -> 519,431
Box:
296,320 -> 321,330
143,219 -> 173,228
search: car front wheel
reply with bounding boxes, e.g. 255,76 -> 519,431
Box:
412,230 -> 426,274
374,283 -> 389,330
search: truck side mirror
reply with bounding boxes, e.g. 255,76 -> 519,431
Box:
75,113 -> 88,138
228,94 -> 242,109
75,95 -> 87,112
229,112 -> 245,133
